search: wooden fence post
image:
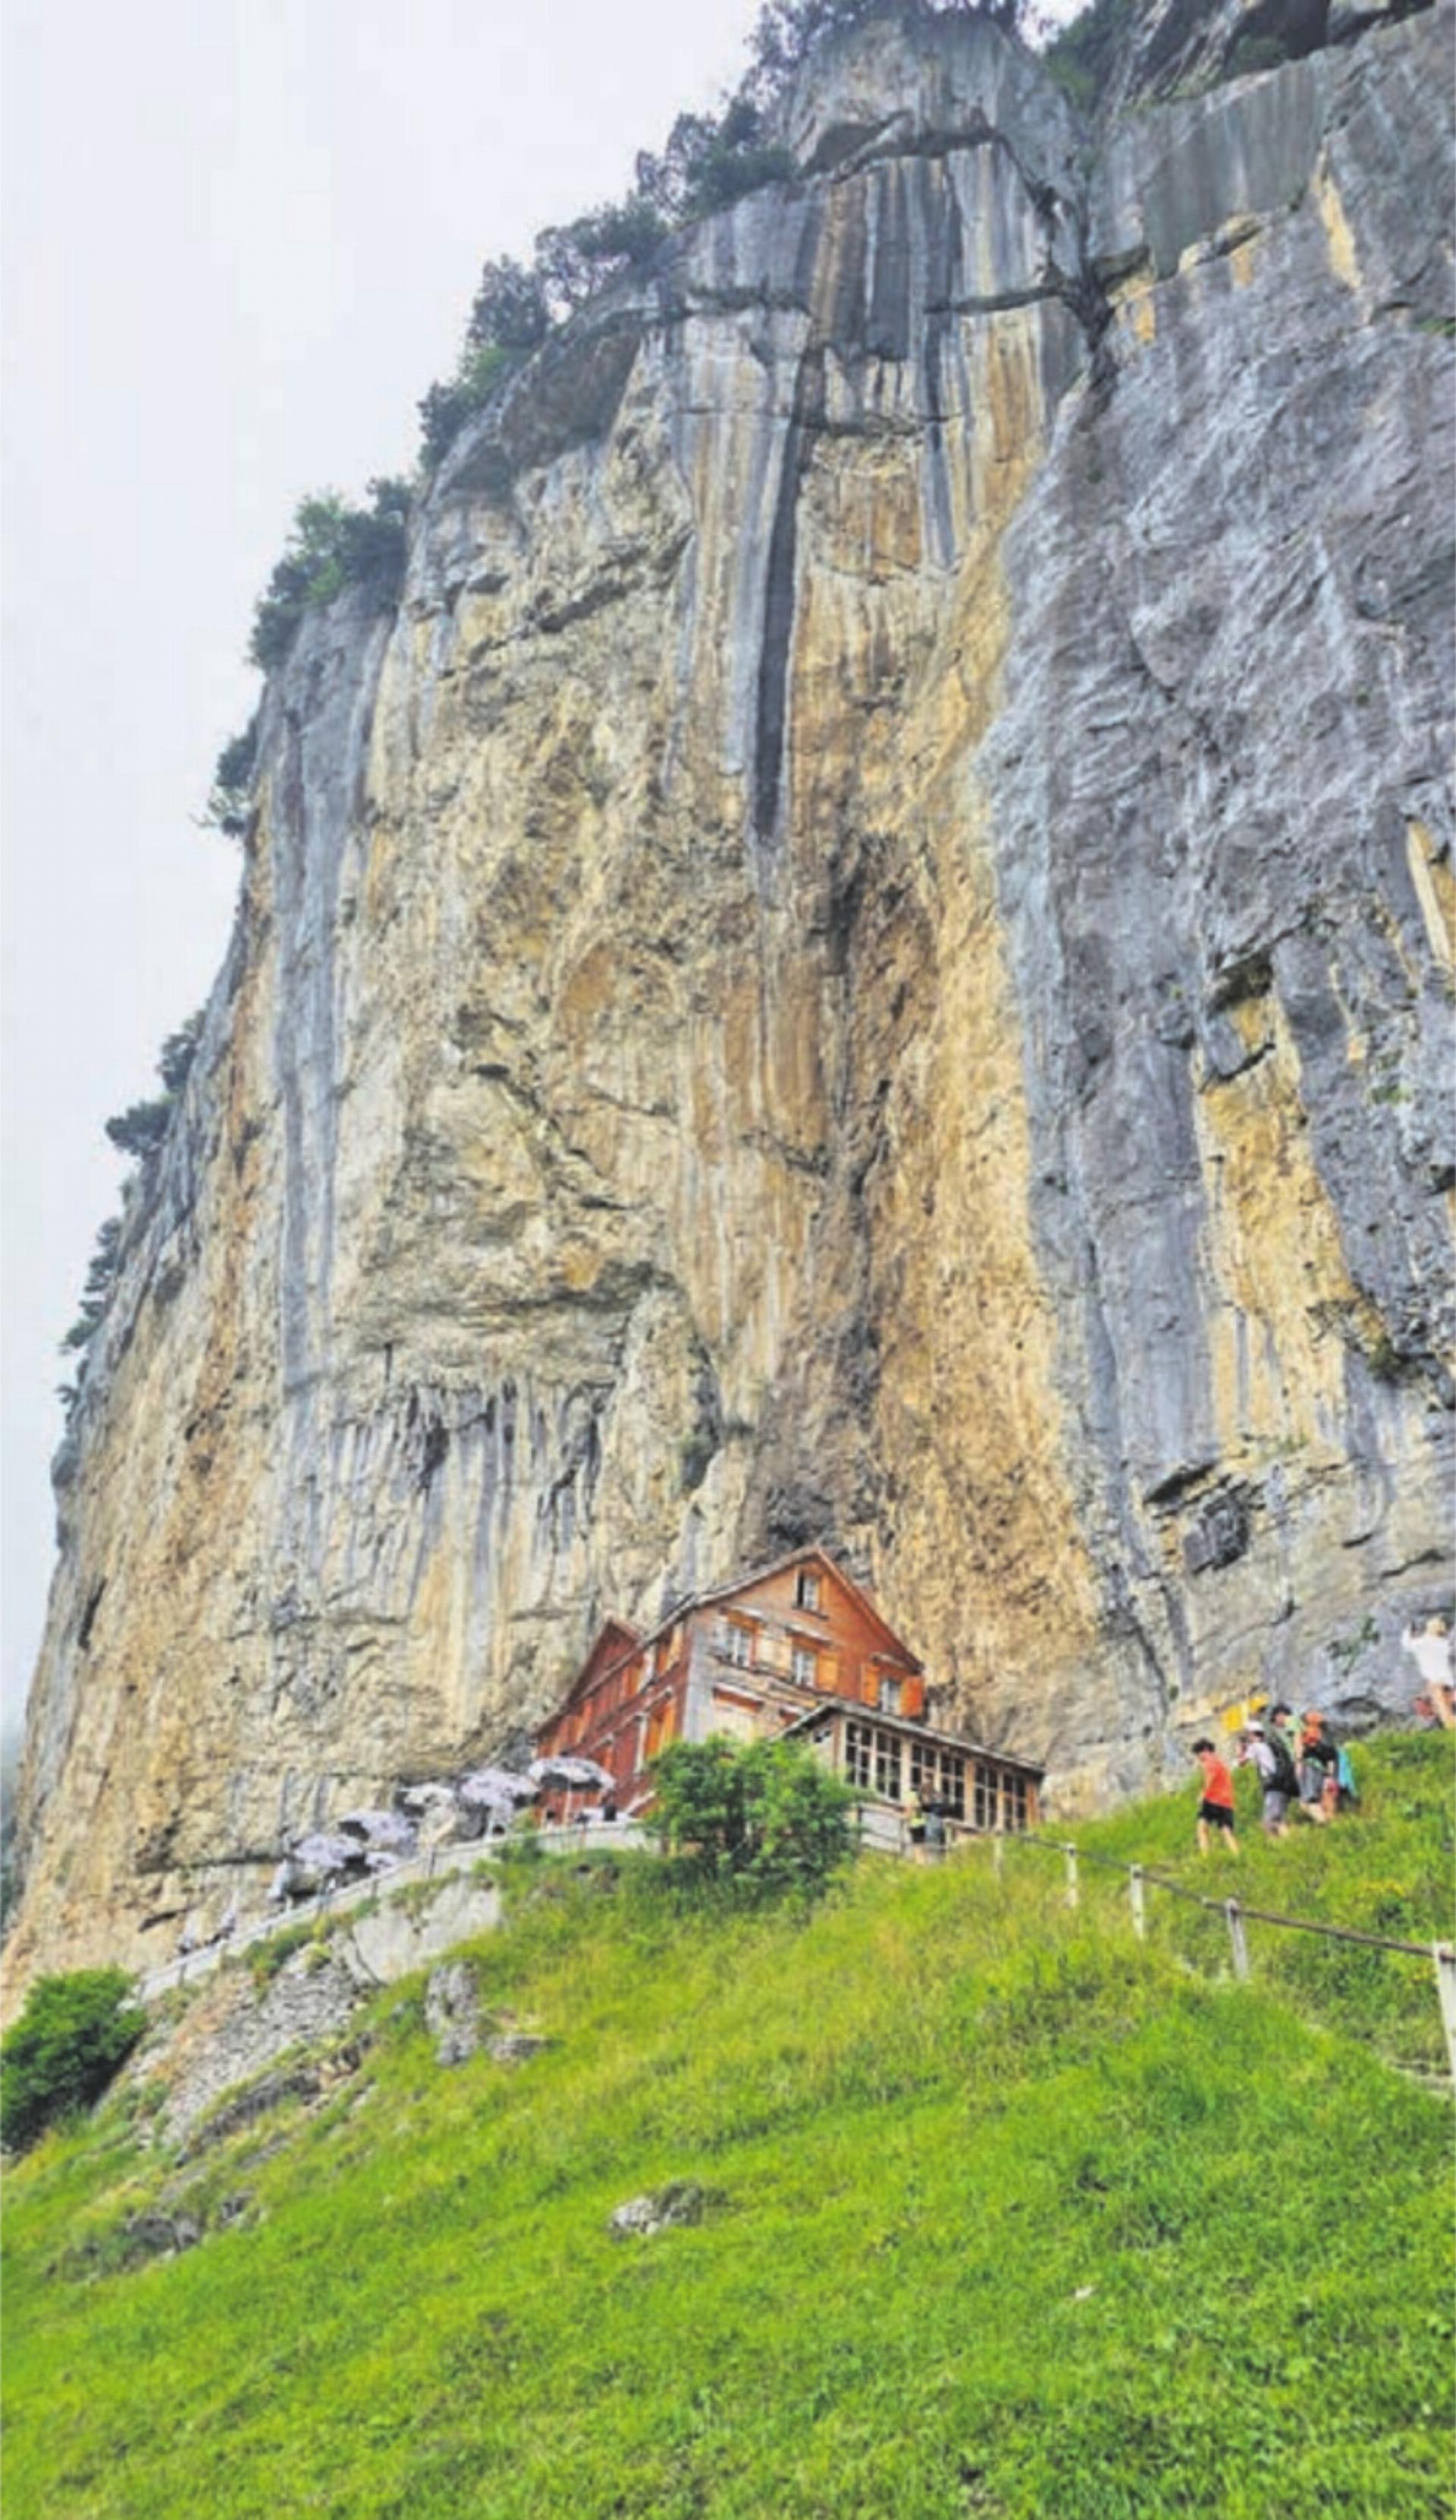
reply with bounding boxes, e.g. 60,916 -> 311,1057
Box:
1128,1865 -> 1146,1941
1225,1898 -> 1250,1983
1064,1844 -> 1079,1911
1433,1944 -> 1456,2082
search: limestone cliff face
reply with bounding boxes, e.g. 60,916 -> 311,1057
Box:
11,2 -> 1454,1988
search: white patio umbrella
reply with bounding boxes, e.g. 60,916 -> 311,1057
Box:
457,1767 -> 539,1806
289,1831 -> 361,1877
529,1754 -> 616,1790
337,1809 -> 416,1850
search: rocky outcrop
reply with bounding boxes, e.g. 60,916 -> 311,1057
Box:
9,2 -> 1453,1992
609,2182 -> 720,2238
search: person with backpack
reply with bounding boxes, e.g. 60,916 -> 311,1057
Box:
1297,1711 -> 1338,1822
1267,1702 -> 1300,1775
1335,1739 -> 1359,1814
1239,1721 -> 1294,1838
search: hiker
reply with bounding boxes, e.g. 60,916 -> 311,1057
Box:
1403,1615 -> 1454,1730
904,1786 -> 927,1862
1267,1701 -> 1300,1776
1191,1738 -> 1240,1856
1335,1739 -> 1359,1815
1297,1712 -> 1338,1823
1238,1722 -> 1291,1839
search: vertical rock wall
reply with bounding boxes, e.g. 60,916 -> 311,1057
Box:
10,3 -> 1452,1987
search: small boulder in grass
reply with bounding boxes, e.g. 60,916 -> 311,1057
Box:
425,1961 -> 481,2067
485,2032 -> 552,2064
609,2180 -> 718,2238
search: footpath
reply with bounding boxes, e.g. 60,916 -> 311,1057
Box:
141,1806 -> 1455,2080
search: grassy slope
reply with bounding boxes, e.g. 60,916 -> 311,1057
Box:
5,1734 -> 1453,2520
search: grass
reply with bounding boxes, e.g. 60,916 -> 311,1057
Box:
3,1735 -> 1452,2519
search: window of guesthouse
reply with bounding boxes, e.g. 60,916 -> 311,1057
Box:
645,1698 -> 676,1760
795,1568 -> 822,1611
910,1743 -> 965,1818
874,1729 -> 902,1802
846,1720 -> 903,1802
792,1644 -> 817,1689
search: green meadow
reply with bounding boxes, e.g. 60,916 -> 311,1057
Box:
5,1733 -> 1453,2519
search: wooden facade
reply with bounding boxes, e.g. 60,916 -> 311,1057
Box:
533,1548 -> 1041,1834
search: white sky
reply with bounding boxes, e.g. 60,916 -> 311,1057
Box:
0,0 -> 764,1733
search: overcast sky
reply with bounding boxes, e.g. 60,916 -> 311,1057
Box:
0,0 -> 771,1734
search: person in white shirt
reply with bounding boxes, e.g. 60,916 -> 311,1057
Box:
1238,1724 -> 1291,1837
1402,1616 -> 1454,1729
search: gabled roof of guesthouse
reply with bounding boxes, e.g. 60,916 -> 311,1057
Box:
693,1544 -> 924,1674
538,1545 -> 922,1736
547,1615 -> 642,1722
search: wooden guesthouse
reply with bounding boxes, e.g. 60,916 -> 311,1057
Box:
533,1548 -> 1042,1842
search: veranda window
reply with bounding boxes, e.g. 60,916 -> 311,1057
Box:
874,1729 -> 902,1802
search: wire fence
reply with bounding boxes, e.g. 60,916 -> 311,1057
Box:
981,1825 -> 1456,2083
140,1804 -> 1455,2083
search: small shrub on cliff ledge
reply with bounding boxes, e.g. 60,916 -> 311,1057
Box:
0,1969 -> 145,2154
249,478 -> 410,673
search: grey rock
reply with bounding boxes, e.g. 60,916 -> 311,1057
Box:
1181,1489 -> 1251,1575
118,2210 -> 202,2266
180,2063 -> 325,2158
485,2032 -> 552,2065
425,1960 -> 482,2067
163,1958 -> 360,2142
337,1874 -> 502,1986
608,2180 -> 717,2238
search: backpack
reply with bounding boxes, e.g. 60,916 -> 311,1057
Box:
1336,1745 -> 1358,1800
1266,1732 -> 1299,1797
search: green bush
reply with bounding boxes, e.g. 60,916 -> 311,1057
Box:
0,1969 -> 146,2154
249,477 -> 410,673
60,1009 -> 207,1376
60,1215 -> 123,1354
248,1922 -> 322,1988
204,717 -> 260,839
417,342 -> 519,469
650,1736 -> 857,1903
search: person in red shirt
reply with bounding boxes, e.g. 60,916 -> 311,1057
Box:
1191,1737 -> 1240,1857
